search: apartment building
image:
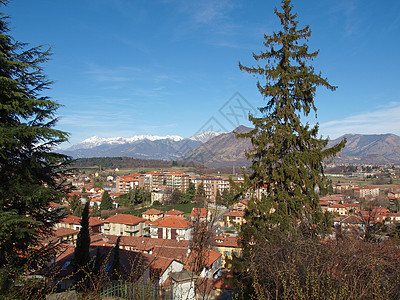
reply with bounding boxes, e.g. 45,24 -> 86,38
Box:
191,176 -> 230,201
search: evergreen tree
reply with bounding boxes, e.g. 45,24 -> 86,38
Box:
74,202 -> 90,287
238,0 -> 345,242
196,183 -> 205,199
111,236 -> 121,281
91,202 -> 100,217
100,191 -> 113,211
187,181 -> 196,201
0,1 -> 70,290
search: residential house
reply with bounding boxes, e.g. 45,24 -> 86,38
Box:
53,228 -> 79,244
103,213 -> 147,237
329,204 -> 347,216
142,208 -> 164,222
190,208 -> 211,223
151,187 -> 171,204
151,257 -> 184,286
149,216 -> 193,241
165,209 -> 185,218
213,236 -> 241,267
334,215 -> 365,232
231,199 -> 248,211
184,249 -> 222,279
224,211 -> 245,227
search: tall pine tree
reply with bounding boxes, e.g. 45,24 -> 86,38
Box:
74,202 -> 90,287
238,0 -> 345,242
0,0 -> 70,291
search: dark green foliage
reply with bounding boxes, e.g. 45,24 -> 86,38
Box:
111,236 -> 121,281
68,194 -> 84,216
238,0 -> 345,242
100,191 -> 113,210
74,202 -> 90,286
187,181 -> 196,200
222,188 -> 236,207
71,157 -> 196,169
0,1 -> 70,291
119,187 -> 149,208
91,202 -> 100,217
196,183 -> 205,198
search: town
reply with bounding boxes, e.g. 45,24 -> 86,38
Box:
40,162 -> 400,299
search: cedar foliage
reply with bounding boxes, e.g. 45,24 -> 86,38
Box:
0,0 -> 70,292
238,0 -> 345,242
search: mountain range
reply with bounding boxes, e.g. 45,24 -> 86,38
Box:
59,131 -> 223,161
60,128 -> 400,166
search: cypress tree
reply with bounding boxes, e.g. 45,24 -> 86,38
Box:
111,236 -> 121,281
0,0 -> 70,290
74,202 -> 90,286
238,0 -> 345,242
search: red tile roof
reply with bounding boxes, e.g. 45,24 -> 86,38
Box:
165,209 -> 184,216
150,216 -> 193,229
225,211 -> 244,217
60,215 -> 81,225
214,236 -> 240,248
330,204 -> 346,208
89,217 -> 103,227
53,228 -> 78,237
142,208 -> 164,215
104,213 -> 146,226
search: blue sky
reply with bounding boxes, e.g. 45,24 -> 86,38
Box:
5,0 -> 400,147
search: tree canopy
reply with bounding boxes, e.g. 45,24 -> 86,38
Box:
0,0 -> 70,291
238,0 -> 345,242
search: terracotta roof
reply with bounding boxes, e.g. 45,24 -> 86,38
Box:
342,203 -> 360,207
319,201 -> 329,206
225,211 -> 244,217
167,171 -> 186,175
103,213 -> 146,226
165,209 -> 184,216
185,249 -> 222,269
339,215 -> 364,223
60,215 -> 81,225
151,257 -> 174,275
89,217 -> 103,227
214,236 -> 240,248
150,216 -> 193,229
53,228 -> 78,237
190,208 -> 208,217
330,204 -> 346,208
142,208 -> 164,215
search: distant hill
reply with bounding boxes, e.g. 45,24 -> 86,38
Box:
327,134 -> 400,164
185,130 -> 400,166
184,125 -> 252,167
60,129 -> 400,166
70,157 -> 198,169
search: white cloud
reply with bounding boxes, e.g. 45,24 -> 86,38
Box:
320,103 -> 400,139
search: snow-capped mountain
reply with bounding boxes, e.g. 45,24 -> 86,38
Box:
189,131 -> 224,143
67,135 -> 186,151
59,131 -> 224,159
